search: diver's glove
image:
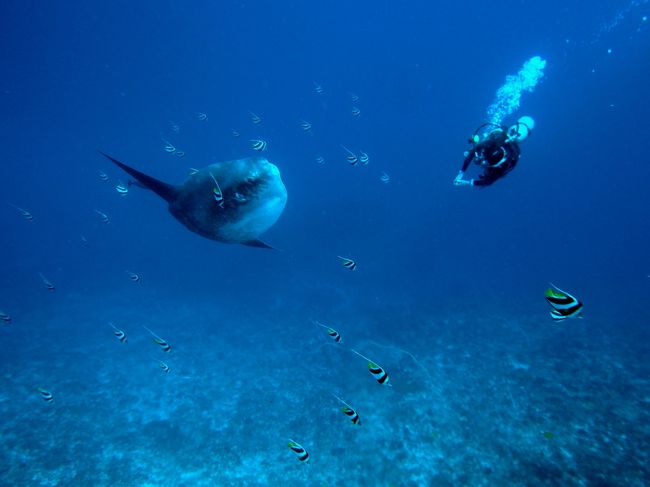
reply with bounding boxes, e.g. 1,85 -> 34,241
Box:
453,171 -> 472,186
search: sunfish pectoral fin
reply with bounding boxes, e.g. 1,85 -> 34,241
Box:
242,239 -> 276,250
99,151 -> 178,202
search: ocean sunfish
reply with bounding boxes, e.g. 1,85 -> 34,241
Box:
100,152 -> 287,248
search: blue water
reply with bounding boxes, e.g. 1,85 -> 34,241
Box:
1,1 -> 649,485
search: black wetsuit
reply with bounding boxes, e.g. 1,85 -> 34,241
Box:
461,129 -> 520,186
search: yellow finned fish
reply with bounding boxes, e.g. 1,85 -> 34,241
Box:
288,439 -> 309,463
351,349 -> 390,385
332,394 -> 361,425
545,284 -> 583,321
144,326 -> 172,352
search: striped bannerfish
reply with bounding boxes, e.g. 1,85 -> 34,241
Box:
351,106 -> 361,117
359,151 -> 369,165
288,439 -> 310,463
338,256 -> 357,271
163,140 -> 176,153
38,272 -> 55,291
209,172 -> 225,207
315,156 -> 325,165
188,168 -> 199,176
175,150 -> 185,158
196,112 -> 207,121
300,119 -> 312,132
109,323 -> 128,343
0,310 -> 11,324
115,182 -> 128,195
37,387 -> 54,403
545,284 -> 583,321
314,321 -> 342,343
144,326 -> 172,353
231,130 -> 240,138
94,209 -> 110,224
332,394 -> 361,425
99,171 -> 109,182
348,92 -> 359,102
126,271 -> 140,283
380,171 -> 390,183
250,139 -> 268,151
9,204 -> 34,221
158,360 -> 170,373
341,145 -> 358,166
249,111 -> 262,125
313,82 -> 324,95
351,349 -> 390,385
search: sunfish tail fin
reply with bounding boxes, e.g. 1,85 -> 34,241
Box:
99,151 -> 177,202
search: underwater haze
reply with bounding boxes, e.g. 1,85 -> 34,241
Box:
1,1 -> 649,485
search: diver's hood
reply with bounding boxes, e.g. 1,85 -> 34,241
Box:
507,116 -> 535,143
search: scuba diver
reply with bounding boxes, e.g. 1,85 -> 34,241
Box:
453,116 -> 534,187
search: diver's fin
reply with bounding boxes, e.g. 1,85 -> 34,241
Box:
242,239 -> 275,250
99,151 -> 178,202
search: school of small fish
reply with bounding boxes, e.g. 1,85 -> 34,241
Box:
3,81 -> 591,470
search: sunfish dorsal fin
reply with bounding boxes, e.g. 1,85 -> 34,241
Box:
99,151 -> 178,202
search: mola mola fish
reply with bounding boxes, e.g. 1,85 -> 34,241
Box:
100,152 -> 287,248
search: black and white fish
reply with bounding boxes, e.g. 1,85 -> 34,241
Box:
300,120 -> 312,132
9,204 -> 34,221
338,256 -> 357,271
313,82 -> 324,95
95,209 -> 110,224
158,360 -> 170,373
188,168 -> 199,176
126,271 -> 141,283
231,130 -> 240,138
545,284 -> 583,321
37,387 -> 54,403
380,171 -> 390,183
315,156 -> 325,165
175,150 -> 185,158
351,349 -> 390,385
351,106 -> 361,117
341,146 -> 358,166
359,151 -> 369,165
288,439 -> 310,463
209,172 -> 225,207
250,139 -> 267,151
196,112 -> 208,121
38,272 -> 55,291
109,323 -> 128,343
249,111 -> 262,125
348,92 -> 359,102
0,310 -> 11,324
144,326 -> 172,352
332,394 -> 361,425
99,171 -> 109,182
314,321 -> 342,343
163,140 -> 176,153
169,122 -> 180,133
116,182 -> 129,195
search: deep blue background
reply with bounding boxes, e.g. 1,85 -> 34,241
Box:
1,0 -> 648,329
